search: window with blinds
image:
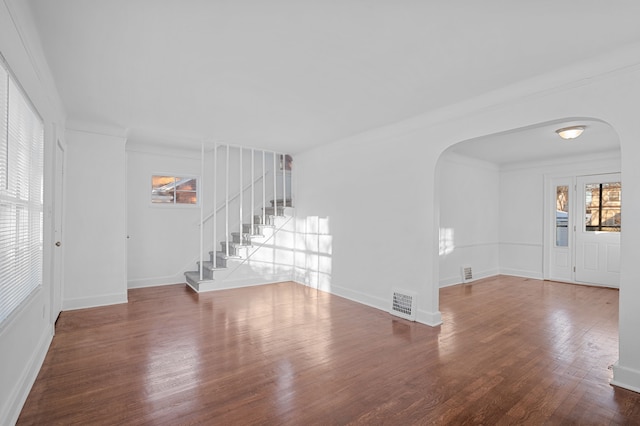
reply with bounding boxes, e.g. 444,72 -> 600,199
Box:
0,56 -> 44,324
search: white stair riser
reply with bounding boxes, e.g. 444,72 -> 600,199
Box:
185,206 -> 295,290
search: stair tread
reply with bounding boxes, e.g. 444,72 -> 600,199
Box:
184,271 -> 215,283
198,260 -> 227,270
220,241 -> 252,248
215,251 -> 242,259
231,231 -> 264,238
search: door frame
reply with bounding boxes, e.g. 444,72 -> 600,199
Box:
51,130 -> 66,325
574,173 -> 621,287
545,176 -> 574,283
543,166 -> 621,285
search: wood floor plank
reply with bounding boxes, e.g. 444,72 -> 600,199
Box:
17,277 -> 640,424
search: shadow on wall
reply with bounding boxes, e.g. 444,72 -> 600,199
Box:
439,227 -> 455,256
294,216 -> 332,291
235,216 -> 332,290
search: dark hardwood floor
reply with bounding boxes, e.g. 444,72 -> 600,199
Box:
17,276 -> 640,425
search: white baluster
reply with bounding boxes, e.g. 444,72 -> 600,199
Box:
239,147 -> 243,247
199,143 -> 204,281
213,144 -> 217,269
273,151 -> 277,219
225,144 -> 229,257
262,150 -> 266,226
282,153 -> 286,208
251,148 -> 255,235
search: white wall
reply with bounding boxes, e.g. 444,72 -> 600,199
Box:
295,130 -> 443,326
435,149 -> 621,285
0,1 -> 66,424
63,130 -> 127,309
437,152 -> 500,286
126,144 -> 202,288
498,154 -> 621,280
436,147 -> 621,287
295,47 -> 640,392
498,165 -> 545,278
126,143 -> 281,288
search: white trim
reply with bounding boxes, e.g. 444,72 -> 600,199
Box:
65,119 -> 127,139
192,275 -> 294,293
128,276 -> 186,289
612,363 -> 640,394
439,268 -> 499,288
126,141 -> 204,159
499,242 -> 544,248
416,309 -> 443,327
453,241 -> 500,249
62,292 -> 128,311
498,268 -> 544,280
499,147 -> 620,172
326,283 -> 388,313
440,151 -> 500,172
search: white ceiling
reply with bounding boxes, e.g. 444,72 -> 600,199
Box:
449,119 -> 620,166
26,1 -> 640,155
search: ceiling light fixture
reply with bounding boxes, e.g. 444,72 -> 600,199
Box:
556,125 -> 585,140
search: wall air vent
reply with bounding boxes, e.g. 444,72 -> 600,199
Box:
461,266 -> 473,283
390,289 -> 417,321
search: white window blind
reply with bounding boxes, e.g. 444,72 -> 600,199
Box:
0,56 -> 44,324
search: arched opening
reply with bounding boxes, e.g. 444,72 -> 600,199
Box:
430,116 -> 625,401
435,117 -> 620,289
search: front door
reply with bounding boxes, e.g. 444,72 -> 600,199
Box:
574,173 -> 621,287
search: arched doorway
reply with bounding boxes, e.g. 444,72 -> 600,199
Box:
435,118 -> 621,288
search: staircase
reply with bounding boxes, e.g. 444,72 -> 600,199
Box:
184,199 -> 294,292
183,145 -> 293,292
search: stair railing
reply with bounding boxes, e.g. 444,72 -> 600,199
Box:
197,144 -> 291,282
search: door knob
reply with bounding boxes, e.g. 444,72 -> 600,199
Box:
55,241 -> 61,247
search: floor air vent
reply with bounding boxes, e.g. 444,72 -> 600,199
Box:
461,265 -> 473,283
390,289 -> 417,321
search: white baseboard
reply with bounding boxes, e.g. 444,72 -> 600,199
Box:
2,326 -> 52,426
62,292 -> 128,311
128,275 -> 185,289
194,274 -> 293,292
612,362 -> 640,393
297,281 -> 443,328
439,268 -> 499,288
328,283 -> 388,312
498,268 -> 543,280
416,309 -> 443,327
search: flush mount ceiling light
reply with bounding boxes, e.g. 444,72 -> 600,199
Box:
556,125 -> 585,140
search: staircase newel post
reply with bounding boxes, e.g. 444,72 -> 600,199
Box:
225,144 -> 230,257
199,142 -> 204,281
273,151 -> 277,219
262,150 -> 266,226
239,147 -> 243,247
251,148 -> 255,236
213,143 -> 217,269
282,153 -> 286,208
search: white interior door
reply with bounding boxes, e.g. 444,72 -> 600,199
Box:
52,139 -> 65,323
574,173 -> 621,287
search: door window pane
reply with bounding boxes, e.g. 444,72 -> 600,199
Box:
556,185 -> 569,246
584,182 -> 621,232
